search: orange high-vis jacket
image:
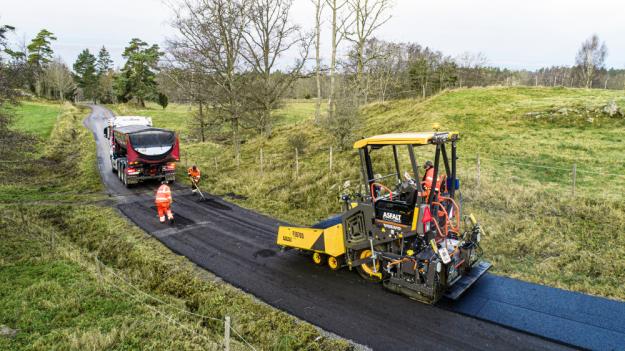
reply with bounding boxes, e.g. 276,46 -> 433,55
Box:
187,167 -> 201,180
155,184 -> 172,205
423,167 -> 441,191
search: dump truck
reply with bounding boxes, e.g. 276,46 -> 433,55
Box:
277,131 -> 490,304
103,116 -> 179,186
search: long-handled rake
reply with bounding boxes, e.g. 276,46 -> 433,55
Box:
190,177 -> 207,201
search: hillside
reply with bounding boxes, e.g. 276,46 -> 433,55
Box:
112,86 -> 625,301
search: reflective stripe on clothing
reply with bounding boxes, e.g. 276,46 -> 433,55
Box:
157,203 -> 173,221
155,184 -> 172,204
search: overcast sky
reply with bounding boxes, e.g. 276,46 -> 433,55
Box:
2,0 -> 624,70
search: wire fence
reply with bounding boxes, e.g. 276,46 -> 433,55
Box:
207,146 -> 625,204
93,255 -> 258,351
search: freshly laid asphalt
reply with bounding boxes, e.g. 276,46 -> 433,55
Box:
85,105 -> 577,351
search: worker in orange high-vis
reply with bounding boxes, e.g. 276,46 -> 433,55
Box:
422,160 -> 442,192
155,180 -> 174,223
187,164 -> 201,194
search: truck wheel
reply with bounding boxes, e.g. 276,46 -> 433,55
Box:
120,166 -> 127,185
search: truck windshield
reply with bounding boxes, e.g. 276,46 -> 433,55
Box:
129,130 -> 175,148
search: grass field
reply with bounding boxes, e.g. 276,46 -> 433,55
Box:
111,87 -> 625,301
109,99 -> 323,142
0,102 -> 352,350
7,100 -> 62,138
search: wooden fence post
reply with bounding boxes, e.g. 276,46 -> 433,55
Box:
476,153 -> 481,189
572,163 -> 577,197
260,148 -> 264,175
224,316 -> 231,351
295,148 -> 299,178
329,146 -> 333,173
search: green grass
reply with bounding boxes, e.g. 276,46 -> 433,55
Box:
0,103 -> 104,203
109,102 -> 192,136
0,101 -> 353,350
7,100 -> 62,138
109,99 -> 324,142
111,86 -> 625,301
273,99 -> 322,126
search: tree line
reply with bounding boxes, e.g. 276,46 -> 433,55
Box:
0,27 -> 166,107
1,4 -> 622,156
285,34 -> 619,103
157,1 -> 622,155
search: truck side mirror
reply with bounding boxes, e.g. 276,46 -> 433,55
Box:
103,127 -> 108,138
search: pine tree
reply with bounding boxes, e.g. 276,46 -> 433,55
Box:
27,29 -> 57,68
96,46 -> 113,75
26,29 -> 57,94
73,49 -> 98,102
0,24 -> 15,51
95,46 -> 115,103
115,38 -> 162,107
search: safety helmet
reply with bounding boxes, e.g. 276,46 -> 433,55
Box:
424,160 -> 433,169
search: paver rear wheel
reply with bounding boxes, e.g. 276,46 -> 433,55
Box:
312,252 -> 324,266
328,256 -> 343,270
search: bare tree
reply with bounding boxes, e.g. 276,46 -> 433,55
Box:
159,66 -> 215,142
42,57 -> 74,101
575,34 -> 607,88
325,0 -> 350,119
311,0 -> 324,123
343,0 -> 392,103
324,85 -> 360,150
169,0 -> 250,163
455,51 -> 488,87
366,40 -> 402,102
241,0 -> 311,137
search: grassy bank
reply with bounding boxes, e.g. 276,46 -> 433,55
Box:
0,102 -> 103,203
7,100 -> 62,138
111,87 -> 625,301
0,102 -> 352,350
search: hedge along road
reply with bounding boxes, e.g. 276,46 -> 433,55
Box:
84,105 -> 572,351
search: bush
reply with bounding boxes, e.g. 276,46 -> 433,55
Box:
324,97 -> 360,150
157,92 -> 168,109
287,132 -> 309,154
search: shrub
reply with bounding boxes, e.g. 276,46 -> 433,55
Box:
287,132 -> 309,154
324,97 -> 360,150
157,92 -> 168,109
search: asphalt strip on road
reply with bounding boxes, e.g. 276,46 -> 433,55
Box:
85,105 -> 625,351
